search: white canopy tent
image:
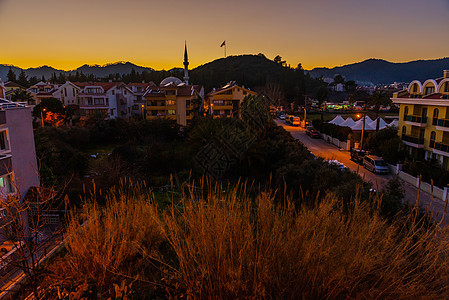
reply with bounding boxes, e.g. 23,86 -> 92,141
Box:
368,118 -> 389,130
351,119 -> 376,131
339,117 -> 356,128
387,119 -> 399,128
328,115 -> 346,125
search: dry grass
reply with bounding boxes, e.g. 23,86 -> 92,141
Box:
48,181 -> 449,299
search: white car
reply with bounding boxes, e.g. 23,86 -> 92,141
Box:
326,160 -> 347,171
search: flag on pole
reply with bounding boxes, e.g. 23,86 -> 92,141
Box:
220,40 -> 226,47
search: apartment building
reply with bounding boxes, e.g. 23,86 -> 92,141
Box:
207,81 -> 257,118
0,83 -> 39,242
75,82 -> 134,119
143,77 -> 204,126
392,70 -> 449,168
127,82 -> 156,117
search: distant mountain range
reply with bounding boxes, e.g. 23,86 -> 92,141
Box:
0,62 -> 156,81
1,57 -> 449,86
307,58 -> 449,85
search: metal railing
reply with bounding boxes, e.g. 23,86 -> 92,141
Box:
405,115 -> 427,124
402,134 -> 424,145
433,142 -> 449,153
437,119 -> 449,128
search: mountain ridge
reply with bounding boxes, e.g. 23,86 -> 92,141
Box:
1,57 -> 449,85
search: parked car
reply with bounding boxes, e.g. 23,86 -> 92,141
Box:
326,160 -> 347,171
350,148 -> 368,164
306,126 -> 320,138
363,155 -> 389,174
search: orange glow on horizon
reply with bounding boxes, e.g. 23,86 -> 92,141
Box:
0,0 -> 448,71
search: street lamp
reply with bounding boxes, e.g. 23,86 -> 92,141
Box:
41,108 -> 47,128
141,104 -> 145,120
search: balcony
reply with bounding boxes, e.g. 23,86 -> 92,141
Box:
402,134 -> 425,148
431,141 -> 449,157
405,115 -> 427,127
436,119 -> 449,132
0,154 -> 12,177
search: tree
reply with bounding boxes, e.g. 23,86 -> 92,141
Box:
273,55 -> 286,66
10,90 -> 35,104
261,82 -> 285,107
7,68 -> 17,82
0,186 -> 64,299
333,74 -> 345,84
315,86 -> 329,122
32,98 -> 66,126
17,70 -> 29,87
344,80 -> 357,93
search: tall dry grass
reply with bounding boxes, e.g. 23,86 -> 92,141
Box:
49,181 -> 449,299
52,180 -> 164,290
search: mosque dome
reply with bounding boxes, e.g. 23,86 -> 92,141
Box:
160,77 -> 182,86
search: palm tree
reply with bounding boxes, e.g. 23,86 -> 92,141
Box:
368,91 -> 391,130
10,89 -> 35,105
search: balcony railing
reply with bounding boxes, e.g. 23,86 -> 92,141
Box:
437,119 -> 449,128
405,115 -> 427,124
433,142 -> 449,153
402,134 -> 424,145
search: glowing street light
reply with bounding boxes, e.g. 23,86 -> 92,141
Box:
141,104 -> 145,119
41,108 -> 47,128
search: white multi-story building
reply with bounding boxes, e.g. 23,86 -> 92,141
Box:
75,82 -> 134,119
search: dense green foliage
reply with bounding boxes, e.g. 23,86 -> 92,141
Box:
364,126 -> 405,164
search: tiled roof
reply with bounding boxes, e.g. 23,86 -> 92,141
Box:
73,82 -> 120,91
127,82 -> 156,87
4,81 -> 26,89
423,93 -> 443,99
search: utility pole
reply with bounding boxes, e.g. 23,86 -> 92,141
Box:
360,105 -> 367,150
40,108 -> 46,128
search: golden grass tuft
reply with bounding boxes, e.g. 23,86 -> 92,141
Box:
49,180 -> 449,299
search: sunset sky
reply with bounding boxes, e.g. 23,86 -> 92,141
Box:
1,0 -> 448,71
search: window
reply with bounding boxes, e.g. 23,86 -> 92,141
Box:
64,88 -> 67,97
168,110 -> 176,115
0,173 -> 14,194
403,106 -> 409,121
430,131 -> 436,148
166,100 -> 175,106
213,100 -> 224,105
112,90 -> 115,95
94,98 -> 104,105
412,84 -> 418,93
445,82 -> 449,93
87,98 -> 93,105
106,98 -> 109,105
433,108 -> 439,125
0,131 -> 9,151
402,126 -> 406,136
72,88 -> 75,97
425,86 -> 435,95
422,108 -> 427,120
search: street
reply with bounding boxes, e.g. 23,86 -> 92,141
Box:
276,120 -> 448,223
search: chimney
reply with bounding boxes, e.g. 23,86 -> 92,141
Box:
444,70 -> 449,79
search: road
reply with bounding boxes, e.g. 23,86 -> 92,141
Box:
276,120 -> 448,223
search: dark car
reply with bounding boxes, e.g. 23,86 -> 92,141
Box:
350,148 -> 368,164
306,127 -> 320,138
